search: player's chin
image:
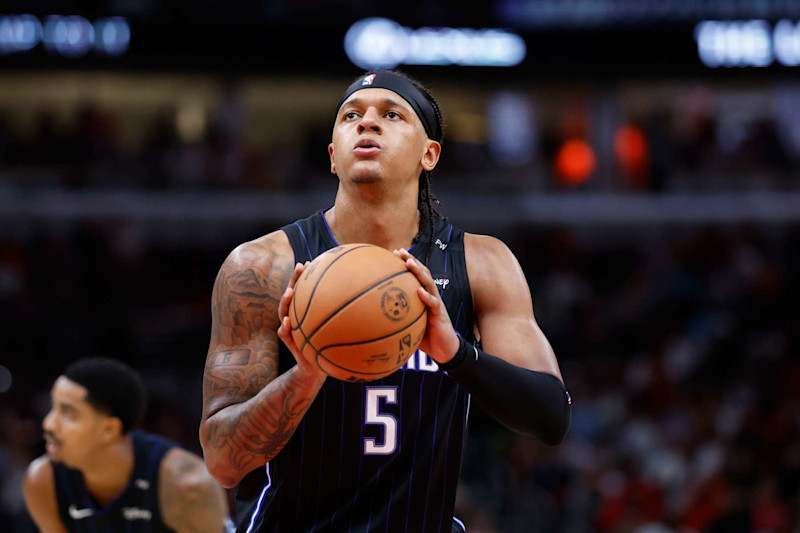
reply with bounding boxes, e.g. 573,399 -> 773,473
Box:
347,162 -> 384,184
351,176 -> 382,184
46,450 -> 66,464
350,171 -> 383,184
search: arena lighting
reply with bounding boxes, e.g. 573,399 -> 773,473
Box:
43,15 -> 95,57
344,17 -> 526,69
93,17 -> 130,56
0,14 -> 41,54
695,19 -> 800,68
0,14 -> 129,57
554,139 -> 596,187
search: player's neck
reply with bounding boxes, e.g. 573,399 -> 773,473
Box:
80,435 -> 135,506
327,191 -> 420,251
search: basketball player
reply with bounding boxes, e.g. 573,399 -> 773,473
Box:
23,358 -> 231,532
200,70 -> 571,532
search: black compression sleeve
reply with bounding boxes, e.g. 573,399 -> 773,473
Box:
439,336 -> 571,445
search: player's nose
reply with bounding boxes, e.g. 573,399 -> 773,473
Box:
357,107 -> 381,134
42,409 -> 57,432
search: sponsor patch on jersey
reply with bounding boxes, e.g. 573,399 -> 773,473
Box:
122,507 -> 153,521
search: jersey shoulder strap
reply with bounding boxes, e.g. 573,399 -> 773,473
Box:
130,430 -> 175,480
280,210 -> 338,264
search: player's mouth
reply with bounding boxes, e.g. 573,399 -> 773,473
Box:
353,138 -> 381,155
44,432 -> 62,454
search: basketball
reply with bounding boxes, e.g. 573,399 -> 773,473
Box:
289,243 -> 427,382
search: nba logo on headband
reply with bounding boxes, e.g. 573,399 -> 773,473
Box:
339,71 -> 441,140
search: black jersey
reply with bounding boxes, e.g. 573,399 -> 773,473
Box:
236,210 -> 476,533
52,430 -> 176,533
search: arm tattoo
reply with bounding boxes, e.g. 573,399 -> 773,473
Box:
201,236 -> 321,481
205,371 -> 316,472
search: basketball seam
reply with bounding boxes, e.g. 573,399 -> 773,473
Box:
293,244 -> 372,329
315,307 -> 428,376
299,269 -> 415,353
316,306 -> 427,352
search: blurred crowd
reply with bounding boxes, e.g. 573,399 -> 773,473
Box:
1,82 -> 799,194
0,217 -> 798,532
460,226 -> 800,532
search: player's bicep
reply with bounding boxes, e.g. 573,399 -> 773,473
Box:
23,457 -> 68,533
467,235 -> 563,380
202,236 -> 294,418
159,449 -> 229,533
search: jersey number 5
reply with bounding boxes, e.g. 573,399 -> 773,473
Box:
364,387 -> 398,455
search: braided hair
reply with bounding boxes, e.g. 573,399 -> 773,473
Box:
385,70 -> 446,265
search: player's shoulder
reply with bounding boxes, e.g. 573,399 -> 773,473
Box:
463,232 -> 526,302
159,447 -> 211,487
463,232 -> 519,267
23,454 -> 55,495
158,447 -> 224,520
23,455 -> 67,533
225,230 -> 292,269
158,447 -> 229,532
216,231 -> 294,287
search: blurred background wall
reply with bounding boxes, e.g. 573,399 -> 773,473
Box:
1,1 -> 799,532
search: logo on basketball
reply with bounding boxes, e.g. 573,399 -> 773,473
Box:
381,287 -> 410,321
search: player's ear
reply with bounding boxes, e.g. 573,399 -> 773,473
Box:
328,143 -> 336,174
421,139 -> 441,172
100,416 -> 124,443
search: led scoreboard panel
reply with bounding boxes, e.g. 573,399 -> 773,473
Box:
1,6 -> 800,79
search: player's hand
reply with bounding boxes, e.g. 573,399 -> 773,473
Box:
277,262 -> 327,384
394,248 -> 460,364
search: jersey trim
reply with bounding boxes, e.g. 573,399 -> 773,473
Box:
318,208 -> 418,253
293,222 -> 314,260
244,463 -> 272,533
442,224 -> 454,274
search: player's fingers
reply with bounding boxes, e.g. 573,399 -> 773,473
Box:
279,317 -> 319,374
417,286 -> 445,315
393,248 -> 407,260
287,262 -> 306,290
395,248 -> 432,278
394,247 -> 425,271
278,285 -> 294,321
403,255 -> 438,295
277,313 -> 289,338
280,262 -> 309,320
277,316 -> 299,353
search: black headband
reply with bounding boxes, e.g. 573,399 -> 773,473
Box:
337,71 -> 441,141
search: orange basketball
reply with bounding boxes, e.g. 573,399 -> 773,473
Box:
289,243 -> 427,382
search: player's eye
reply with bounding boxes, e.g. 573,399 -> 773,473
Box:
386,111 -> 400,119
344,111 -> 358,120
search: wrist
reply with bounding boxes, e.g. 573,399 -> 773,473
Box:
438,336 -> 472,371
291,364 -> 327,389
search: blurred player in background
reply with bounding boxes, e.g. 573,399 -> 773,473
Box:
200,70 -> 571,532
23,358 -> 231,533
